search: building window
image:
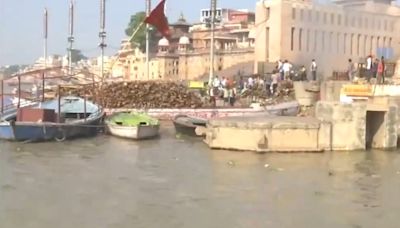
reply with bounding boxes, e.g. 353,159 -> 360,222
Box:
383,37 -> 387,48
350,34 -> 354,55
299,28 -> 303,51
345,15 -> 348,26
329,32 -> 333,52
377,36 -> 380,48
291,27 -> 295,51
300,9 -> 304,20
331,13 -> 334,25
364,35 -> 368,56
321,31 -> 325,51
344,33 -> 347,54
266,7 -> 270,20
314,30 -> 318,52
364,17 -> 368,29
357,34 -> 361,56
323,12 -> 327,24
337,32 -> 340,54
316,11 -> 320,22
308,10 -> 312,22
338,15 -> 341,26
358,17 -> 362,27
306,29 -> 310,52
351,17 -> 355,27
377,19 -> 381,30
389,37 -> 392,48
370,36 -> 374,54
384,20 -> 388,31
292,8 -> 296,20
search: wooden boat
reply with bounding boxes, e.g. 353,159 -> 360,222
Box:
105,112 -> 160,140
173,115 -> 207,137
0,96 -> 104,142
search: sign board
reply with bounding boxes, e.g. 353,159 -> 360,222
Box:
341,85 -> 373,97
188,81 -> 205,89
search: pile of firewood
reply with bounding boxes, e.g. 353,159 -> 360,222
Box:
241,81 -> 295,101
58,81 -> 204,109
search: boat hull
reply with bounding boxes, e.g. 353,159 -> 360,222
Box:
173,115 -> 207,137
106,124 -> 159,140
0,117 -> 102,142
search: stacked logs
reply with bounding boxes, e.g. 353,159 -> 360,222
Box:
58,81 -> 204,109
241,80 -> 295,101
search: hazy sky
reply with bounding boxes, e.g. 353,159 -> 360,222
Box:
0,0 -> 253,66
0,0 -> 399,66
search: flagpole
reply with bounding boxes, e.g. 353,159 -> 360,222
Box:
208,0 -> 216,86
146,0 -> 151,80
43,8 -> 48,100
99,0 -> 107,83
68,0 -> 75,76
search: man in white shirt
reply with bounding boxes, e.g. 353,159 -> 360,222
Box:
248,77 -> 254,88
212,76 -> 221,88
310,59 -> 317,81
277,60 -> 284,80
282,60 -> 292,80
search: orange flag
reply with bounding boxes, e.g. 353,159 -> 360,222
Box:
144,0 -> 170,38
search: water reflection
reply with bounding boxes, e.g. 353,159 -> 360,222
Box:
0,127 -> 400,228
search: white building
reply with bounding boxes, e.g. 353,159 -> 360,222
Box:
254,0 -> 400,77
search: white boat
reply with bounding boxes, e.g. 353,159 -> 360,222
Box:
105,112 -> 160,140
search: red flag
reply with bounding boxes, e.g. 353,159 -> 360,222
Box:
144,0 -> 170,38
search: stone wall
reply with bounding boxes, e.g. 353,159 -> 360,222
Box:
316,102 -> 367,150
205,116 -> 322,152
316,101 -> 398,150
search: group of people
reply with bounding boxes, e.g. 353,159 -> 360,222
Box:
276,59 -> 319,81
209,76 -> 237,107
349,55 -> 386,84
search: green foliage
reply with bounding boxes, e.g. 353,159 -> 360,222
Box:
125,11 -> 158,52
70,49 -> 87,63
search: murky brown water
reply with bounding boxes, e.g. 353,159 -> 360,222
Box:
1,123 -> 400,228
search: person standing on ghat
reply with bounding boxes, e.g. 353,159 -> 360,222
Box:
366,55 -> 373,81
377,56 -> 386,84
347,59 -> 356,81
310,59 -> 317,81
282,60 -> 292,80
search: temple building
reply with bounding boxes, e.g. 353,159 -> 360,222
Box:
111,13 -> 255,81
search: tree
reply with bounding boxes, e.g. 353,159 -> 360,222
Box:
70,49 -> 87,63
125,12 -> 158,52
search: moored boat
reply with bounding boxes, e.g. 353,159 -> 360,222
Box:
0,96 -> 104,142
173,115 -> 207,137
105,112 -> 160,140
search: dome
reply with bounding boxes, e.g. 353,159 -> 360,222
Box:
179,36 -> 190,45
158,37 -> 169,46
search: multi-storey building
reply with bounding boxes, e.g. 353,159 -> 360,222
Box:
254,0 -> 400,77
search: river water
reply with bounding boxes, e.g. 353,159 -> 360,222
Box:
1,123 -> 400,228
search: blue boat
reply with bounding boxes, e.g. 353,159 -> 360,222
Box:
0,96 -> 104,142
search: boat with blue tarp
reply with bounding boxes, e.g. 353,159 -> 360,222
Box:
0,96 -> 104,142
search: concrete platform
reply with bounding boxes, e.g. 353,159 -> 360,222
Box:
204,116 -> 323,153
204,101 -> 398,152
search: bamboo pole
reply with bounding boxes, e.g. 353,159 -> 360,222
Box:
17,76 -> 21,108
57,85 -> 61,123
1,80 -> 3,113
